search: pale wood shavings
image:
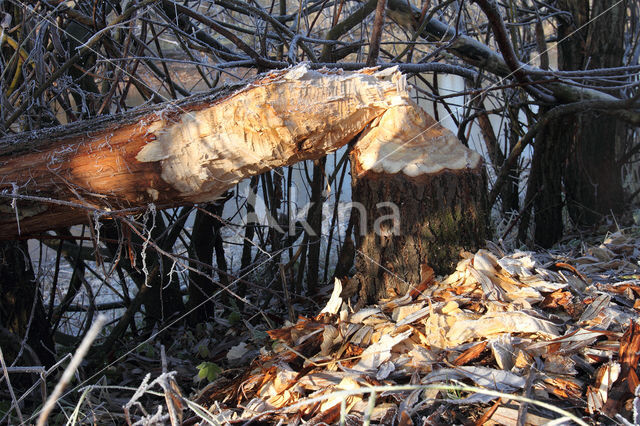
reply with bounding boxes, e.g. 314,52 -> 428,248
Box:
487,403 -> 554,425
201,230 -> 640,424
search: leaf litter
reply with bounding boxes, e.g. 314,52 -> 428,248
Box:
184,230 -> 640,425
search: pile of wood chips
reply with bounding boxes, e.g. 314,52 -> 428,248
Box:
195,231 -> 640,425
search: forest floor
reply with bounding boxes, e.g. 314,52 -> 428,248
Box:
46,214 -> 640,425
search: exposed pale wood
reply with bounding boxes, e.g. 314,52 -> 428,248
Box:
350,101 -> 482,176
0,65 -> 408,237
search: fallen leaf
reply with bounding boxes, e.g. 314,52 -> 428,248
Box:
447,311 -> 560,347
353,329 -> 412,371
452,341 -> 487,366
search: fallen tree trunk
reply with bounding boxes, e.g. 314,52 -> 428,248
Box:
0,65 -> 408,237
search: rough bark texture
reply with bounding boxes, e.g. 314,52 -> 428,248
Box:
563,0 -> 626,225
528,111 -> 571,247
350,167 -> 488,303
347,102 -> 488,303
526,0 -> 626,247
0,64 -> 407,237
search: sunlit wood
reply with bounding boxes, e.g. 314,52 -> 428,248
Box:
0,65 -> 450,237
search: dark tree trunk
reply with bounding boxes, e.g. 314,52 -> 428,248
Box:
345,103 -> 489,303
188,201 -> 229,324
188,206 -> 219,324
529,113 -> 572,247
563,0 -> 626,225
102,214 -> 185,328
527,0 -> 626,246
306,158 -> 326,295
0,241 -> 55,366
525,0 -> 585,247
350,166 -> 489,303
134,213 -> 186,327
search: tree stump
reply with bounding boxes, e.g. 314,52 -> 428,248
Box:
348,102 -> 489,303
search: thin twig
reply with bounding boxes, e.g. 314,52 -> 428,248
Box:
0,347 -> 24,424
36,315 -> 107,426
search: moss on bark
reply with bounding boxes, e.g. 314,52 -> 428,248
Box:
349,165 -> 489,303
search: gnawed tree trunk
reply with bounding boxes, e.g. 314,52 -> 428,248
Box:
0,65 -> 408,238
348,103 -> 489,303
1,64 -> 489,307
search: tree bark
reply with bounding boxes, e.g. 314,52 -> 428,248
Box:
0,65 -> 409,238
188,201 -> 228,324
347,102 -> 488,303
526,111 -> 571,247
306,158 -> 326,295
526,0 -> 626,246
563,0 -> 626,225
